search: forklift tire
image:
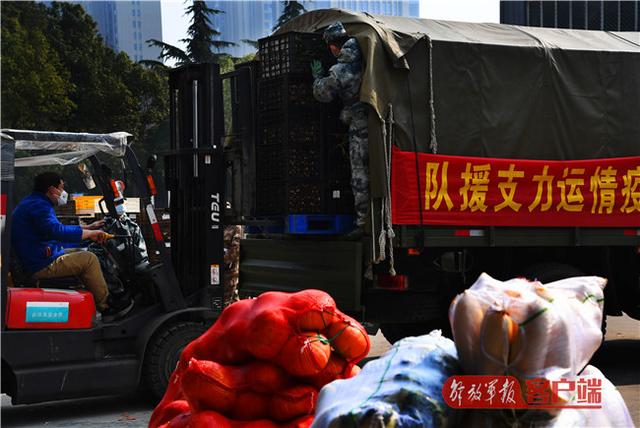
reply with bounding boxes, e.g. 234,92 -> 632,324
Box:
143,321 -> 207,400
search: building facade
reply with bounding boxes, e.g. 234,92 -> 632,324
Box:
210,0 -> 420,58
82,1 -> 163,62
500,1 -> 639,31
208,1 -> 281,58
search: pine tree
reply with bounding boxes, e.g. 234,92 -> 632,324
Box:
145,0 -> 234,67
273,1 -> 307,32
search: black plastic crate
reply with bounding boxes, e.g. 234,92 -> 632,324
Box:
256,180 -> 325,215
257,75 -> 318,113
256,144 -> 324,181
257,75 -> 325,148
259,32 -> 331,79
257,116 -> 323,147
326,185 -> 354,215
326,133 -> 351,181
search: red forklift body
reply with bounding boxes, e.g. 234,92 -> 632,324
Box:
5,288 -> 95,330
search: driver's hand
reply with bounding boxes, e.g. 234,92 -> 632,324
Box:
84,219 -> 105,230
87,230 -> 109,244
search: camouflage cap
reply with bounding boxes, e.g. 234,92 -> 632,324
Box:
323,21 -> 348,44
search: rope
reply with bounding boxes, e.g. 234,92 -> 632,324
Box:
427,35 -> 437,154
384,105 -> 396,275
375,104 -> 396,275
377,116 -> 388,264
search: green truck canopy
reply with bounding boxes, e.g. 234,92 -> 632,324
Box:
279,9 -> 640,197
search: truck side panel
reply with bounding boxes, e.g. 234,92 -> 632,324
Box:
240,239 -> 363,313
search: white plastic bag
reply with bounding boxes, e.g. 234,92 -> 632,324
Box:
459,365 -> 634,428
547,365 -> 635,428
311,330 -> 460,428
449,273 -> 606,381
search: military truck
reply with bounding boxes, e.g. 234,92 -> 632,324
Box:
213,10 -> 640,343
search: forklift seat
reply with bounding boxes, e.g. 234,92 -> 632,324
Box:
29,276 -> 81,289
9,257 -> 80,289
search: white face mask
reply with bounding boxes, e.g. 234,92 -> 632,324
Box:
57,190 -> 68,206
115,203 -> 126,217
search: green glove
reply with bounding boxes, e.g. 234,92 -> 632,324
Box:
310,60 -> 323,79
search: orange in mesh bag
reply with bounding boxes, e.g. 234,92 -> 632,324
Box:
158,409 -> 314,428
323,316 -> 370,362
181,359 -> 288,414
277,332 -> 332,377
150,290 -> 370,428
449,273 -> 606,381
175,290 -> 368,369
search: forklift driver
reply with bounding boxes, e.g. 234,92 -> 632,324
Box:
11,172 -> 134,321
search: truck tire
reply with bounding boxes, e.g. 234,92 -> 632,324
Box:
380,319 -> 450,344
522,262 -> 584,283
143,321 -> 207,400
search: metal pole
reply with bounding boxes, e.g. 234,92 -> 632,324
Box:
193,80 -> 199,178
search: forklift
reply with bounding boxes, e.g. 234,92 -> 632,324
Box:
1,64 -> 225,403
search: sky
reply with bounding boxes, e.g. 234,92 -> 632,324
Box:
160,0 -> 500,51
420,0 -> 499,23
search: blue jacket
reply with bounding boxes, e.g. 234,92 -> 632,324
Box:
11,192 -> 83,274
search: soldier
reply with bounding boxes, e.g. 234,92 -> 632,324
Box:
311,22 -> 369,239
223,225 -> 242,306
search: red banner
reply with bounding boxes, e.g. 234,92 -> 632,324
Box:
391,148 -> 640,227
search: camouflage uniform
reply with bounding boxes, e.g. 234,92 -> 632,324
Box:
313,25 -> 370,227
223,225 -> 242,306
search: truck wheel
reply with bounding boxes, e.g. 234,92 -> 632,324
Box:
144,321 -> 207,400
522,262 -> 584,283
380,320 -> 450,344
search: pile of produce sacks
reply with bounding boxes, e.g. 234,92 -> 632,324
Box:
312,330 -> 460,428
449,273 -> 634,426
450,273 -> 605,382
150,290 -> 370,428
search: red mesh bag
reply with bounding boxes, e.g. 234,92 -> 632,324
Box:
150,290 -> 370,428
158,410 -> 314,428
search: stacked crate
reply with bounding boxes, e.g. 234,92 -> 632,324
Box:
325,132 -> 355,215
255,32 -> 355,220
324,97 -> 354,215
256,32 -> 332,216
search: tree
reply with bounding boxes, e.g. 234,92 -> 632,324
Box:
273,1 -> 307,32
145,0 -> 235,67
241,39 -> 259,50
1,2 -> 169,201
1,2 -> 75,129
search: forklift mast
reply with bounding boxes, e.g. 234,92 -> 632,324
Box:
166,63 -> 226,297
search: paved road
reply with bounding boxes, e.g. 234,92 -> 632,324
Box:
2,316 -> 638,427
